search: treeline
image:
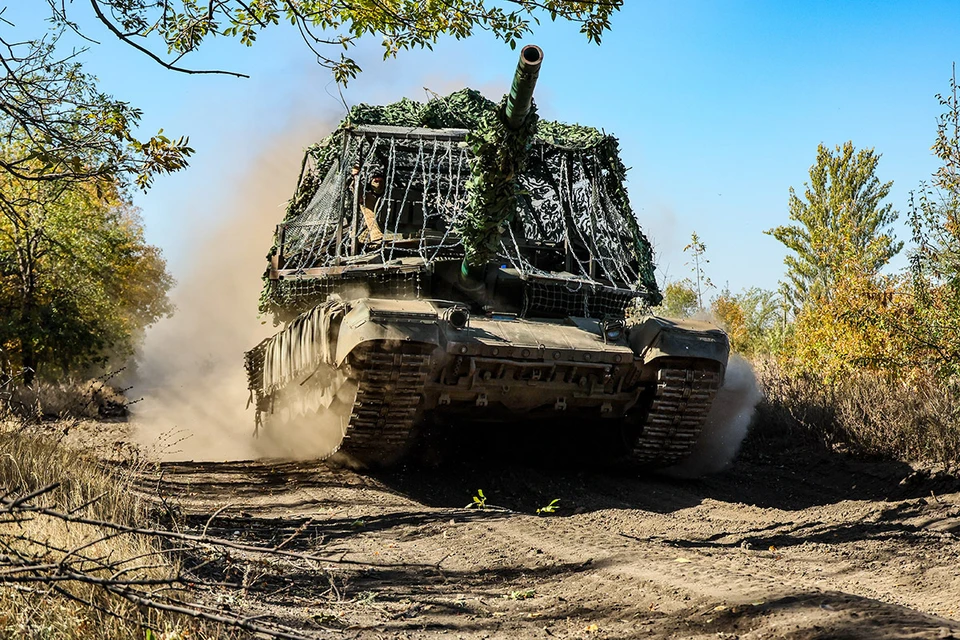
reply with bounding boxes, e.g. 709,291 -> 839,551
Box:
0,39 -> 190,386
659,70 -> 960,463
0,176 -> 174,384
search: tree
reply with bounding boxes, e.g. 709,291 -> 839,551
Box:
767,142 -> 902,311
796,70 -> 960,382
711,287 -> 787,356
654,232 -> 714,319
0,33 -> 194,191
0,28 -> 186,384
710,292 -> 748,352
0,168 -> 174,383
49,1 -> 622,84
658,280 -> 698,319
736,287 -> 789,355
0,20 -> 191,385
683,231 -> 713,310
902,65 -> 960,378
781,265 -> 904,380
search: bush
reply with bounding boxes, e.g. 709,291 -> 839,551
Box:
753,358 -> 960,465
1,379 -> 128,421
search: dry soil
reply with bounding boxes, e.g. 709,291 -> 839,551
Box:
58,418 -> 960,640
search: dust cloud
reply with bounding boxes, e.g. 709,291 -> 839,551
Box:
662,355 -> 763,478
253,369 -> 359,462
131,119 -> 344,462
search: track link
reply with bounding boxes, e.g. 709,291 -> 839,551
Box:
630,364 -> 723,467
338,344 -> 432,465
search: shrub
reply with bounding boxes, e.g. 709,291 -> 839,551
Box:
753,358 -> 960,465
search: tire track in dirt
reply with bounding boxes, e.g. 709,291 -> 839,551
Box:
116,441 -> 960,639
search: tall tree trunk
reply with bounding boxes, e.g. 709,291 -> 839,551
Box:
20,308 -> 36,386
18,234 -> 38,387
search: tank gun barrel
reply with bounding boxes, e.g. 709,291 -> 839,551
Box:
459,44 -> 543,284
504,45 -> 543,129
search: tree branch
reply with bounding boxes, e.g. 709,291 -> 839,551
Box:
88,0 -> 249,78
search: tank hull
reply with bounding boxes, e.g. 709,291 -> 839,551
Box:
246,298 -> 729,468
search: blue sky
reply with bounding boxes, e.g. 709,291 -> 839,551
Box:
6,1 -> 959,295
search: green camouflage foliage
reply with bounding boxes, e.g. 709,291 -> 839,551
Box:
459,95 -> 539,267
349,89 -> 495,129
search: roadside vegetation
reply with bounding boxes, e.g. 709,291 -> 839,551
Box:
0,423 -> 182,638
658,68 -> 960,468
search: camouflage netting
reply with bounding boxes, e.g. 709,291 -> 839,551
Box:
460,94 -> 540,268
261,88 -> 661,318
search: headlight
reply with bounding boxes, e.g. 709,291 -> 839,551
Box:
601,318 -> 625,343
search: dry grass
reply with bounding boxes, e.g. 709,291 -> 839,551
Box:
752,358 -> 960,466
0,426 -> 202,639
1,379 -> 127,421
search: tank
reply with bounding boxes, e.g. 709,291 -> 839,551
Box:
245,45 -> 730,468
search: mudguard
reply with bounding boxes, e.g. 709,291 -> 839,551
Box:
627,316 -> 730,366
335,298 -> 441,364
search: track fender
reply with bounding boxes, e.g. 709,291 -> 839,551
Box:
335,298 -> 441,365
627,315 -> 730,366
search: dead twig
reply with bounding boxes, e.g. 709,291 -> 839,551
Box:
276,517 -> 312,550
201,503 -> 234,538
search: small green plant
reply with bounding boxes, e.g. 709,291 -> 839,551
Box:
505,588 -> 535,600
537,499 -> 560,515
353,591 -> 378,605
466,489 -> 487,509
312,610 -> 344,626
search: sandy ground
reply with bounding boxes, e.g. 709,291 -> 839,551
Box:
52,418 -> 960,639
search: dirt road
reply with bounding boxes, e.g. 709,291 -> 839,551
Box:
111,427 -> 960,640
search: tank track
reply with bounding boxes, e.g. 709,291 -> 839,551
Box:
337,343 -> 432,465
630,363 -> 723,467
